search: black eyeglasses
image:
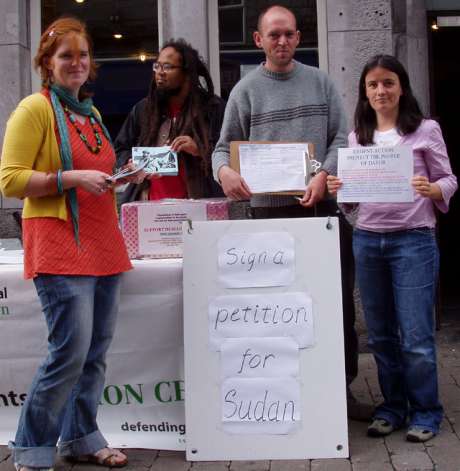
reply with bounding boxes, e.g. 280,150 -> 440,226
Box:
152,62 -> 182,72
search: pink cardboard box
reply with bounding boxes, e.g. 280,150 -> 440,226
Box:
121,198 -> 229,259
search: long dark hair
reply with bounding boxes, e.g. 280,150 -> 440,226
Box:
139,39 -> 215,169
354,54 -> 424,146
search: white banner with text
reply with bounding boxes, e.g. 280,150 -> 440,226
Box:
0,259 -> 185,450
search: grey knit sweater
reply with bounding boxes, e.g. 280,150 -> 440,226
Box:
212,61 -> 347,207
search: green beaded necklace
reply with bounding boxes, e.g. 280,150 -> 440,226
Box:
64,105 -> 103,154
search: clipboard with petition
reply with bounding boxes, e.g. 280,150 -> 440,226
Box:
229,141 -> 320,195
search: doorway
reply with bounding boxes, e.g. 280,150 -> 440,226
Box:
428,10 -> 460,314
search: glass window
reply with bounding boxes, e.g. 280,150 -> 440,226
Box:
41,0 -> 158,136
219,8 -> 245,44
220,0 -> 244,6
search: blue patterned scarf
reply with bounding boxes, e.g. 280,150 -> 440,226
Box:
49,85 -> 113,245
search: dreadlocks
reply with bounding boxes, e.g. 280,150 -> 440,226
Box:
139,39 -> 215,170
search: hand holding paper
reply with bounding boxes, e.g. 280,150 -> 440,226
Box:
106,159 -> 148,184
412,175 -> 442,200
170,135 -> 199,157
326,175 -> 342,197
299,171 -> 327,207
218,165 -> 252,201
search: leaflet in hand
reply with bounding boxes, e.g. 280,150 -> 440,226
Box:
132,146 -> 179,176
107,159 -> 149,182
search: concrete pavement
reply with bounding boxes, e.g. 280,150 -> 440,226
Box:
2,314 -> 460,471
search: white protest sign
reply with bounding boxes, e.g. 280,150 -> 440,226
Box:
221,377 -> 301,435
217,232 -> 295,288
183,218 -> 348,460
220,337 -> 299,379
208,292 -> 314,350
337,145 -> 414,202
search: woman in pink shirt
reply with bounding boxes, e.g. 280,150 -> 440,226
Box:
328,55 -> 457,442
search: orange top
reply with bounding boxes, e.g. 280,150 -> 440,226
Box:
23,97 -> 132,279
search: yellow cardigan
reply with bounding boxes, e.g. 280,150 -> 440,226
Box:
0,93 -> 108,220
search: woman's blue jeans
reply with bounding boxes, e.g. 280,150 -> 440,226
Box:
353,228 -> 443,433
9,274 -> 122,468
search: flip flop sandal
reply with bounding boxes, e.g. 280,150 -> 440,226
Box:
70,448 -> 128,468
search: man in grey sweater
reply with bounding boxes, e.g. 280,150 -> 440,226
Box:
212,4 -> 372,421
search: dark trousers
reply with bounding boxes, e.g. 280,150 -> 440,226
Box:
248,201 -> 359,385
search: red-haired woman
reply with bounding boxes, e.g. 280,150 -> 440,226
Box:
0,17 -> 132,470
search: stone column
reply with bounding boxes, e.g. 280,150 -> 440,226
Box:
0,0 -> 30,215
394,0 -> 430,115
325,0 -> 429,129
157,0 -> 220,93
325,0 -> 393,129
158,0 -> 209,61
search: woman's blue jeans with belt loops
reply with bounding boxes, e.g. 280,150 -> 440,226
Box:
9,274 -> 122,468
353,228 -> 443,433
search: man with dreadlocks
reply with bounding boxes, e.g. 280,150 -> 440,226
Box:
115,39 -> 225,202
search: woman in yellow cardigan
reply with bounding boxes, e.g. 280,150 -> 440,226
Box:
0,17 -> 134,471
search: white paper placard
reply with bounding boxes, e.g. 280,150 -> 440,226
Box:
183,218 -> 348,461
217,232 -> 295,288
337,145 -> 414,202
220,337 -> 299,378
239,143 -> 307,193
208,292 -> 314,350
221,377 -> 301,434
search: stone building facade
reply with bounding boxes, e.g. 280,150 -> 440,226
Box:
0,0 -> 447,236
